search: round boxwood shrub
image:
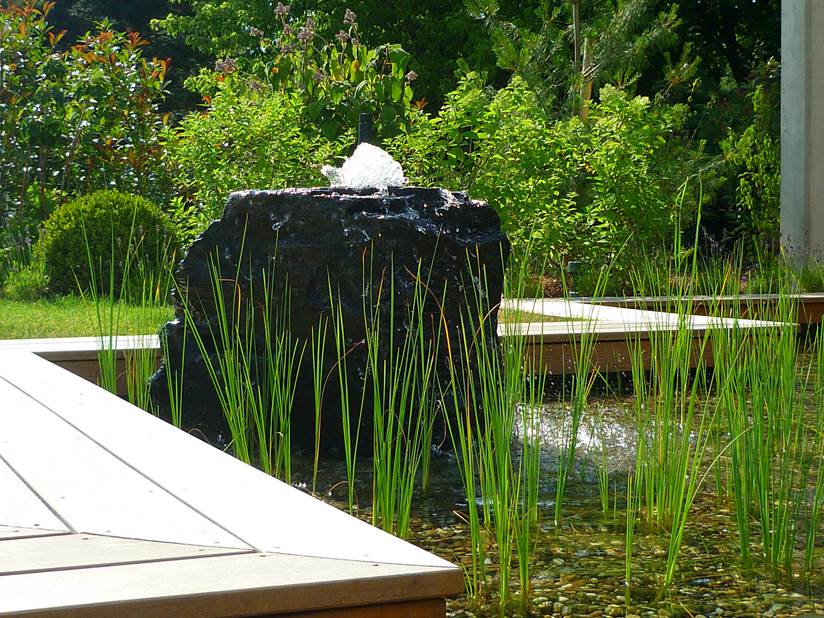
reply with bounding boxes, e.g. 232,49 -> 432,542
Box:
38,190 -> 179,297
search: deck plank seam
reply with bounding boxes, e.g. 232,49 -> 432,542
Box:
0,547 -> 256,578
0,370 -> 258,553
0,450 -> 76,534
0,531 -> 72,542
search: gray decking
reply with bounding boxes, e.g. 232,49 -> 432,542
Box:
0,351 -> 462,617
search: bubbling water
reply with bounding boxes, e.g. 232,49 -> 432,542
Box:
321,143 -> 406,190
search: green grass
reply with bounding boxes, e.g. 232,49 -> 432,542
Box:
498,308 -> 581,323
0,297 -> 172,339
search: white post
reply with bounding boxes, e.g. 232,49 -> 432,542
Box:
781,0 -> 824,264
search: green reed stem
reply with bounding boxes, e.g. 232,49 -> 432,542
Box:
310,317 -> 328,495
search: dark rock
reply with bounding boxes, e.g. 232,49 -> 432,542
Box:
149,187 -> 509,450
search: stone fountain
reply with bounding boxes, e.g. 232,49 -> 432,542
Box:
149,138 -> 509,449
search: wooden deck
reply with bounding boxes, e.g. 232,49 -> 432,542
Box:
0,351 -> 463,617
589,292 -> 824,324
502,298 -> 782,374
0,293 -> 806,385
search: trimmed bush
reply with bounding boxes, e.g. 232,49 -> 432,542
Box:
38,190 -> 179,297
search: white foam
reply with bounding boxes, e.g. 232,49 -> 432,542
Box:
322,143 -> 406,190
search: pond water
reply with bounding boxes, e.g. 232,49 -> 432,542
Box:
285,395 -> 824,618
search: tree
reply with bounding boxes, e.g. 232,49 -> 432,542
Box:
465,0 -> 679,120
44,0 -> 206,113
155,0 -> 502,108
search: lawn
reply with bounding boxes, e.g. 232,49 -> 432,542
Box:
497,308 -> 579,323
0,298 -> 173,340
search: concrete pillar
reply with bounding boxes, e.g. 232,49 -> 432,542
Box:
781,0 -> 824,263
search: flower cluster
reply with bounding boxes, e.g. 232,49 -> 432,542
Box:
297,17 -> 315,44
214,57 -> 237,74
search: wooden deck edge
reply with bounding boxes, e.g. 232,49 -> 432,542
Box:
280,598 -> 446,617
0,558 -> 464,618
576,293 -> 824,324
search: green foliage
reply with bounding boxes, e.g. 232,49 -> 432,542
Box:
182,8 -> 415,140
164,78 -> 344,222
1,259 -> 48,301
0,1 -> 172,239
387,72 -> 492,189
393,76 -> 691,274
259,8 -> 414,138
154,0 -> 499,108
721,85 -> 780,249
467,0 -> 679,119
37,190 -> 179,297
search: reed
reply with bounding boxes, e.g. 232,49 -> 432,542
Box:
594,415 -> 611,516
253,272 -> 306,481
553,269 -> 605,526
310,317 -> 328,495
446,252 -> 545,613
328,281 -> 363,514
177,245 -> 304,480
443,345 -> 487,605
182,254 -> 251,463
160,324 -> 186,428
124,340 -> 157,413
365,261 -> 438,539
805,326 -> 824,574
514,360 -> 545,613
81,217 -> 132,395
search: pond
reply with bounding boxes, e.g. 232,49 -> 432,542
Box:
283,391 -> 824,618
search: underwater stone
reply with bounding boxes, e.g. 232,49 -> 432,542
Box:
149,187 -> 509,449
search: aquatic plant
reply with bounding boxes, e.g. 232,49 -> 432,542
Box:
365,260 -> 439,539
328,280 -> 363,514
310,316 -> 329,495
178,243 -> 305,480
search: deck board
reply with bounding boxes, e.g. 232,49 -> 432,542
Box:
0,350 -> 463,616
0,525 -> 69,541
0,377 -> 250,549
0,534 -> 248,576
0,351 -> 453,568
0,551 -> 463,618
0,456 -> 69,533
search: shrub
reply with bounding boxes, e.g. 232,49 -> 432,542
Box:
392,77 -> 695,278
720,85 -> 780,250
165,79 -> 345,223
37,190 -> 179,297
386,72 -> 492,190
1,259 -> 48,301
0,2 -> 171,241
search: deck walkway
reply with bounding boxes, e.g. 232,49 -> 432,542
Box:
0,293 -> 801,382
502,298 -> 782,373
0,351 -> 463,617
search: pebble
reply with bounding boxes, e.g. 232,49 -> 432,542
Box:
605,604 -> 625,616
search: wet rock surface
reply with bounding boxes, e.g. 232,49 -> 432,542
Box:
149,186 -> 509,447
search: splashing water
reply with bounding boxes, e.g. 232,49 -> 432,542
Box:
322,143 -> 406,190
